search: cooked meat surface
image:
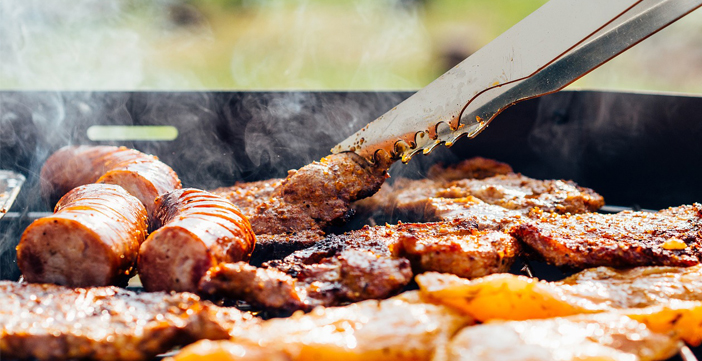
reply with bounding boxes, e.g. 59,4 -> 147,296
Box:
210,152 -> 391,262
0,281 -> 254,361
17,184 -> 148,287
212,153 -> 388,234
211,179 -> 283,210
272,219 -> 520,280
173,291 -> 473,361
199,250 -> 412,313
40,145 -> 181,225
356,160 -> 604,224
513,204 -> 702,269
249,230 -> 326,266
138,188 -> 256,293
447,313 -> 680,361
426,156 -> 514,181
417,265 -> 702,322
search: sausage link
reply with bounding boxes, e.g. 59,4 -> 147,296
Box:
138,188 -> 256,293
17,184 -> 148,287
40,145 -> 182,224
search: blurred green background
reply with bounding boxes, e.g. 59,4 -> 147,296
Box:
1,0 -> 701,93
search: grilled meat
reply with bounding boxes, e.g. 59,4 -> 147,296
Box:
199,250 -> 413,313
173,291 -> 473,361
425,156 -> 514,181
250,230 -> 326,266
356,163 -> 604,224
416,265 -> 702,322
211,152 -> 391,261
272,219 -> 520,280
17,184 -> 148,287
0,281 -> 254,361
138,188 -> 256,293
513,204 -> 702,269
40,145 -> 182,224
447,313 -> 680,361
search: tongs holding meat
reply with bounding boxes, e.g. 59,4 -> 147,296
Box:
333,0 -> 702,164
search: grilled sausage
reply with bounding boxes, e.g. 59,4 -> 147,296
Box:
17,184 -> 148,287
138,188 -> 256,293
40,145 -> 182,224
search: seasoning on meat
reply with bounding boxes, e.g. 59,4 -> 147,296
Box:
17,184 -> 148,287
211,152 -> 391,261
512,204 -> 702,269
199,250 -> 413,313
272,219 -> 521,280
0,281 -> 255,361
138,188 -> 256,293
40,145 -> 182,224
355,161 -> 604,224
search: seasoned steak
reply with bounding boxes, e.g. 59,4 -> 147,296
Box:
512,204 -> 702,269
426,156 -> 514,181
0,281 -> 253,361
355,160 -> 604,224
199,250 -> 413,313
271,219 -> 521,280
211,152 -> 391,262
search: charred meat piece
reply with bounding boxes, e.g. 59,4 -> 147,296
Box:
138,188 -> 256,293
199,250 -> 413,313
271,219 -> 520,280
357,165 -> 604,224
210,152 -> 391,262
277,152 -> 389,226
40,145 -> 182,223
17,184 -> 148,287
0,281 -> 254,361
444,173 -> 604,213
426,156 -> 514,181
422,196 -> 525,229
513,204 -> 702,269
211,178 -> 283,213
249,230 -> 325,266
212,152 -> 389,235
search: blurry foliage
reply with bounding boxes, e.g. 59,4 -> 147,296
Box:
1,0 -> 701,92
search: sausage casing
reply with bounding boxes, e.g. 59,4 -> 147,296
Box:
40,145 -> 181,223
17,183 -> 148,287
138,188 -> 256,293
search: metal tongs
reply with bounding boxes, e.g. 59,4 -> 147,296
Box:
333,0 -> 702,164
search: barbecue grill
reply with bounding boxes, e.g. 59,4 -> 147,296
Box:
1,89 -> 702,359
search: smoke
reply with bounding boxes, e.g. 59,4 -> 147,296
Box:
228,0 -> 431,90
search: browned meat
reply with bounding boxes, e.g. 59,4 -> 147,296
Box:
40,145 -> 182,224
209,152 -> 391,263
0,281 -> 254,361
270,219 -> 520,280
426,156 -> 514,181
444,174 -> 604,213
250,230 -> 325,266
199,250 -> 413,313
420,196 -> 526,230
138,188 -> 256,293
512,204 -> 702,269
211,178 -> 283,212
359,171 -> 604,224
17,184 -> 148,287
